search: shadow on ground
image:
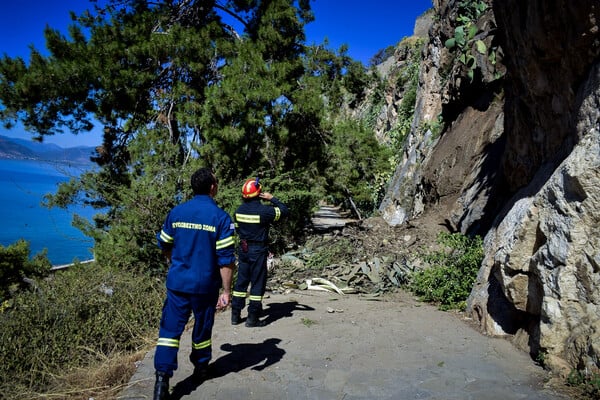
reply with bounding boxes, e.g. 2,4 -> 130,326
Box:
169,300 -> 314,399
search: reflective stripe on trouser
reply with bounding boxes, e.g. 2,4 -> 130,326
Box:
154,289 -> 218,375
232,245 -> 268,314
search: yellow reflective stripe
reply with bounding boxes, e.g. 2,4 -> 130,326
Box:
160,230 -> 173,243
232,290 -> 247,298
192,339 -> 211,350
249,295 -> 263,302
236,213 -> 260,224
157,338 -> 179,348
273,207 -> 281,222
216,235 -> 235,250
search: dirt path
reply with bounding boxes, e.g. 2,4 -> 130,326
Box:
119,289 -> 572,400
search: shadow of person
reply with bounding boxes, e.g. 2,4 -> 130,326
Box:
261,300 -> 315,326
169,338 -> 285,400
212,338 -> 285,376
169,369 -> 208,400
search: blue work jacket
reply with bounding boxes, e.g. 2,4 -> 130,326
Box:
157,195 -> 236,293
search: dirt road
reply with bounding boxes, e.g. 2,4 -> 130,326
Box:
118,289 -> 572,400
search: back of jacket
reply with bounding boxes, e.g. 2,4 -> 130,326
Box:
156,195 -> 236,293
235,197 -> 289,243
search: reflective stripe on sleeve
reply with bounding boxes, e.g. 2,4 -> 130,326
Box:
236,213 -> 260,224
159,230 -> 174,243
216,235 -> 235,250
273,207 -> 281,221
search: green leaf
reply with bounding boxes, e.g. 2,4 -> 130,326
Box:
467,24 -> 478,40
445,38 -> 456,49
475,39 -> 487,54
454,26 -> 466,46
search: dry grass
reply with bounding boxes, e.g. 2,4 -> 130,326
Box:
17,346 -> 152,400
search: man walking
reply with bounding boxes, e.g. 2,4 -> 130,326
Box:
153,167 -> 236,400
231,177 -> 289,327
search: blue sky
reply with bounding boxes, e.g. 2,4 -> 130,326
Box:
0,0 -> 432,147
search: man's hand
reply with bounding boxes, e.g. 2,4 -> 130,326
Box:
216,292 -> 231,311
259,192 -> 273,201
162,248 -> 172,264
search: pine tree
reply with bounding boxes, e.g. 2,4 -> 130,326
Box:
0,0 -> 392,271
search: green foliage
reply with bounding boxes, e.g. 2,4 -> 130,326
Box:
420,114 -> 445,141
567,369 -> 600,398
0,263 -> 164,398
0,0 -> 396,275
388,38 -> 423,161
364,78 -> 387,130
257,173 -> 324,250
369,44 -> 396,67
535,349 -> 547,366
443,0 -> 498,82
0,239 -> 51,303
342,60 -> 372,107
303,237 -> 353,270
409,232 -> 483,311
93,127 -> 186,274
324,119 -> 392,216
216,171 -> 323,255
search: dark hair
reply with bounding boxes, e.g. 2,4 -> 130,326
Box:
191,167 -> 216,195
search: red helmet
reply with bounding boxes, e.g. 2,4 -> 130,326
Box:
242,178 -> 262,198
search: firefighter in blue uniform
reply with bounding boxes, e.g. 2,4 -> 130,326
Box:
152,168 -> 236,400
231,177 -> 289,327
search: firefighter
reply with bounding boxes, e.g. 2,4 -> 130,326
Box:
231,177 -> 289,327
152,168 -> 236,400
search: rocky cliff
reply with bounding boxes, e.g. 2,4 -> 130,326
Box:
374,0 -> 599,379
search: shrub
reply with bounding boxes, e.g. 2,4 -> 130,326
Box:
0,263 -> 164,399
0,239 -> 52,303
567,369 -> 600,399
409,232 -> 483,311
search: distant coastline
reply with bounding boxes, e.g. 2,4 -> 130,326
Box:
0,135 -> 97,165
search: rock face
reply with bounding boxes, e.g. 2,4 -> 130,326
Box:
468,0 -> 600,377
375,0 -> 600,378
469,64 -> 600,375
380,0 -> 506,233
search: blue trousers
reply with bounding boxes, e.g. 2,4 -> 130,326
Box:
154,288 -> 218,376
232,244 -> 268,314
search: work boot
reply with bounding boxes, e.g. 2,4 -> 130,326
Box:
245,312 -> 266,327
153,371 -> 170,400
231,309 -> 242,325
192,362 -> 210,383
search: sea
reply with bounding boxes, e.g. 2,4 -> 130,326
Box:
0,159 -> 96,266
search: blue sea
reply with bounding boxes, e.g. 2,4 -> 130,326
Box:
0,159 -> 96,266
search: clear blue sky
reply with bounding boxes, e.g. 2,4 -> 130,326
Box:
0,0 -> 432,147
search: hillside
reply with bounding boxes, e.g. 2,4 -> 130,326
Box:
363,0 -> 599,383
0,135 -> 96,165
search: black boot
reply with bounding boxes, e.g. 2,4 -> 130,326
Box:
153,371 -> 170,400
245,312 -> 266,327
192,362 -> 210,382
231,309 -> 242,325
